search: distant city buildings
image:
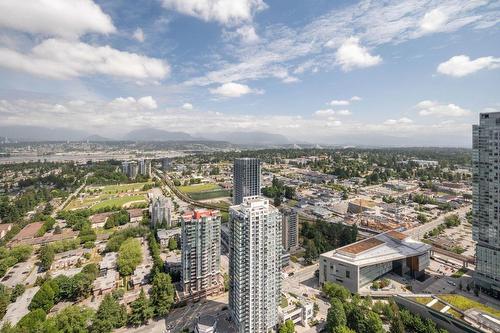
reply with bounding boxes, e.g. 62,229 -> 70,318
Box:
121,159 -> 151,179
138,159 -> 151,177
282,208 -> 299,252
181,210 -> 223,300
319,230 -> 431,293
472,112 -> 500,297
150,195 -> 172,228
233,158 -> 261,205
162,157 -> 171,171
229,196 -> 282,333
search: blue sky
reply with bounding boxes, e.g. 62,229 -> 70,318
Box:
0,0 -> 499,146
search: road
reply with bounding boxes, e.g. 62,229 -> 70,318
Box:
404,204 -> 471,240
52,173 -> 89,216
123,293 -> 229,333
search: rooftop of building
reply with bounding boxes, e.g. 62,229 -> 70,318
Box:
181,209 -> 219,222
321,230 -> 431,267
157,228 -> 181,240
10,222 -> 44,242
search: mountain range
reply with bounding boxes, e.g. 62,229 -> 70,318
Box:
0,125 -> 291,145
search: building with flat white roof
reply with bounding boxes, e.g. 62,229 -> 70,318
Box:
319,230 -> 431,293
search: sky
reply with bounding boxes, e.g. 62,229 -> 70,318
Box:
0,0 -> 499,146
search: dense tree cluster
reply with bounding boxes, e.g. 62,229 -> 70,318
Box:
104,209 -> 130,229
0,245 -> 32,278
262,176 -> 296,206
323,282 -> 448,333
105,226 -> 149,252
117,238 -> 142,276
29,263 -> 99,312
0,188 -> 53,223
301,220 -> 357,264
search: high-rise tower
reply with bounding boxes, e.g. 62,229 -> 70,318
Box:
473,112 -> 500,297
181,210 -> 222,299
229,196 -> 282,333
233,158 -> 261,205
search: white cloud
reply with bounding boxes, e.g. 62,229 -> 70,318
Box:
186,0 -> 494,87
330,100 -> 350,106
437,55 -> 500,77
335,37 -> 382,71
133,28 -> 145,42
314,109 -> 336,117
236,25 -> 260,43
0,98 -> 474,146
209,82 -> 261,98
162,0 -> 267,26
182,103 -> 194,110
336,109 -> 352,116
420,8 -> 448,33
110,96 -> 158,110
384,117 -> 413,125
0,39 -> 170,80
350,96 -> 362,101
416,100 -> 471,117
0,0 -> 115,38
138,96 -> 158,109
315,109 -> 351,117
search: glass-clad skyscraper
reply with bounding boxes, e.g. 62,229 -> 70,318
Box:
473,112 -> 500,297
233,158 -> 261,205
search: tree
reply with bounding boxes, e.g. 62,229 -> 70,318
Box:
167,237 -> 177,251
0,284 -> 10,320
10,284 -> 25,303
117,238 -> 142,276
304,239 -> 318,264
16,308 -> 46,332
327,299 -> 346,332
279,319 -> 295,333
91,294 -> 127,332
389,313 -> 405,333
29,282 -> 55,312
334,326 -> 356,333
150,273 -> 175,317
322,282 -> 350,302
38,245 -> 55,271
47,305 -> 94,333
365,311 -> 384,333
128,289 -> 153,326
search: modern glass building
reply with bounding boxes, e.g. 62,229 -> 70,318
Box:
229,196 -> 282,333
472,112 -> 500,297
233,158 -> 261,205
319,230 -> 431,293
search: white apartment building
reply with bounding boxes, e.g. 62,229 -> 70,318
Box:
229,196 -> 282,333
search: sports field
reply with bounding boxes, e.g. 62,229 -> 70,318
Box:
178,183 -> 221,193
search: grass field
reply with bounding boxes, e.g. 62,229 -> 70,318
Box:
91,195 -> 147,210
439,294 -> 500,317
178,183 -> 221,193
93,182 -> 152,194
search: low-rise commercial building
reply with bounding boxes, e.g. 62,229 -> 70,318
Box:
319,230 -> 431,293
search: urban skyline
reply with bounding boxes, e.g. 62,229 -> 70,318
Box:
0,1 -> 499,146
0,1 -> 499,333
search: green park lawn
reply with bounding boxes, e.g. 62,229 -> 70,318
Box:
178,183 -> 221,193
96,182 -> 152,194
439,294 -> 500,317
91,194 -> 147,210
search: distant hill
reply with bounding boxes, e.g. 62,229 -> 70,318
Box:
0,125 -> 91,141
203,131 -> 290,145
123,128 -> 196,141
85,135 -> 113,142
